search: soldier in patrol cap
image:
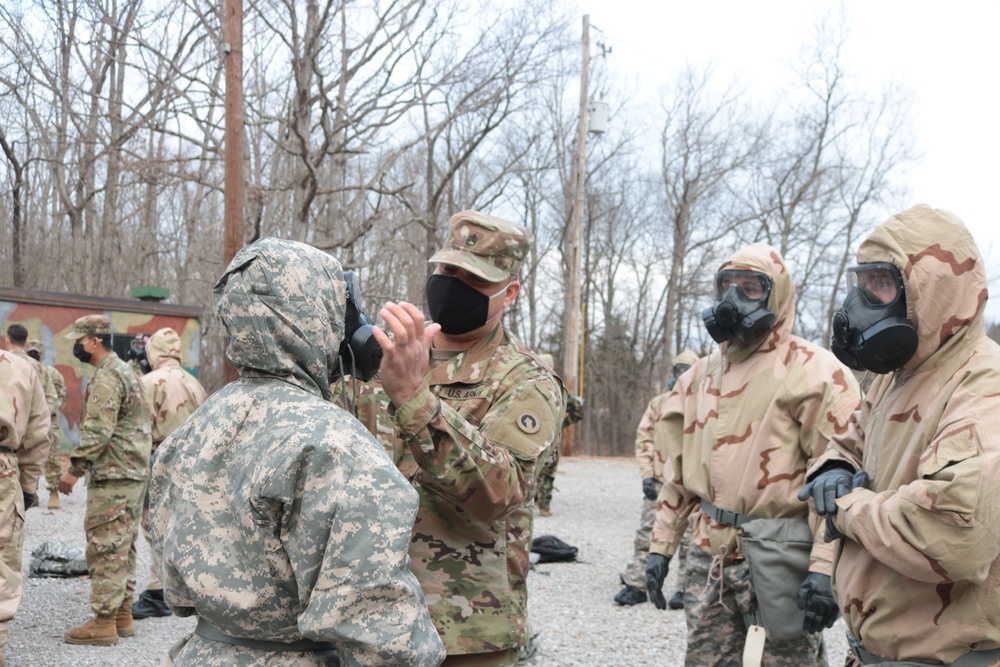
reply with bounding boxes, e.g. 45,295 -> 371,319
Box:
25,339 -> 68,510
59,314 -> 152,646
0,345 -> 51,666
355,210 -> 565,666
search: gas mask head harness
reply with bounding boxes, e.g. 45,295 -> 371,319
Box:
126,333 -> 151,374
331,271 -> 382,383
831,262 -> 917,374
702,269 -> 776,347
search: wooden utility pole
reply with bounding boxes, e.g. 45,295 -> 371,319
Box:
561,14 -> 589,456
223,0 -> 244,383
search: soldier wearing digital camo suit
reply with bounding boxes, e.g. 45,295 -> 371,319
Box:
148,237 -> 444,667
801,204 -> 1000,666
355,210 -> 565,666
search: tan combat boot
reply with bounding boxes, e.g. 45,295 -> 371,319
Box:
48,493 -> 60,510
64,614 -> 119,646
116,599 -> 135,637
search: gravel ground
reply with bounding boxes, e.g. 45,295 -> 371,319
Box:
9,457 -> 849,666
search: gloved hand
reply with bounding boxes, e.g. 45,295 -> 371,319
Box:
642,477 -> 658,501
23,491 -> 36,509
797,466 -> 854,515
645,553 -> 671,610
796,572 -> 840,633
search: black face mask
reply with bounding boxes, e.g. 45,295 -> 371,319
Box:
831,271 -> 917,374
425,274 -> 506,335
331,271 -> 382,383
73,341 -> 93,364
702,285 -> 776,347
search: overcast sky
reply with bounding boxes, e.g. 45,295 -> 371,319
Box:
575,0 -> 1000,321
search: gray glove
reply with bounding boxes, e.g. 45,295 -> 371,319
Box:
796,572 -> 840,633
23,491 -> 36,509
645,553 -> 671,610
642,477 -> 658,501
797,466 -> 854,516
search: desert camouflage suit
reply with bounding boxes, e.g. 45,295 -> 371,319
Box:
0,350 -> 51,653
149,238 -> 444,667
620,349 -> 699,593
138,327 -> 207,592
811,205 -> 1000,666
69,346 -> 152,617
350,323 -> 564,662
649,244 -> 860,667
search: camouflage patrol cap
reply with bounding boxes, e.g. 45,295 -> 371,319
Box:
64,314 -> 113,340
429,210 -> 534,282
25,339 -> 44,355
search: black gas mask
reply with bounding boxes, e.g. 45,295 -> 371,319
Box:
126,334 -> 151,374
831,263 -> 917,374
332,271 -> 382,382
702,270 -> 776,347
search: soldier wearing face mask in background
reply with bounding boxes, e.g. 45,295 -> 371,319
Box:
614,349 -> 699,609
350,210 -> 565,667
800,205 -> 1000,666
645,244 -> 861,667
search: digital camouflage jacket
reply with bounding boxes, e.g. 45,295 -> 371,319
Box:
350,322 -> 564,655
649,243 -> 860,577
811,205 -> 1000,663
149,238 -> 444,667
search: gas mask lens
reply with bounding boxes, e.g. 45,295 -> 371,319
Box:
715,270 -> 771,303
848,263 -> 903,307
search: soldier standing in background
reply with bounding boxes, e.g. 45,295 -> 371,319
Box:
358,210 -> 564,666
149,237 -> 443,666
0,349 -> 51,667
645,244 -> 860,667
131,327 -> 207,621
59,315 -> 152,646
800,205 -> 1000,665
614,349 -> 698,608
5,328 -> 58,488
25,339 -> 68,510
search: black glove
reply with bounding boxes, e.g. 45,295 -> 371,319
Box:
797,466 -> 854,516
645,553 -> 671,610
642,477 -> 658,501
796,572 -> 839,633
23,491 -> 36,509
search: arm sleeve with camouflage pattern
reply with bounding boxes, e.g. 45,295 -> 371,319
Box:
18,369 -> 52,494
648,388 -> 698,557
391,371 -> 563,524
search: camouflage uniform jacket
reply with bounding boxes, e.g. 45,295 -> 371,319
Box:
649,244 -> 860,577
141,329 -> 207,447
150,237 -> 444,667
353,323 -> 564,655
44,363 -> 67,418
636,392 -> 668,481
68,352 -> 152,482
0,350 -> 51,494
10,349 -> 56,416
810,205 -> 1000,663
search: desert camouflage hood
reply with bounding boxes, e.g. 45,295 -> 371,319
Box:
717,243 -> 794,363
214,238 -> 346,400
856,203 -> 987,372
146,327 -> 182,371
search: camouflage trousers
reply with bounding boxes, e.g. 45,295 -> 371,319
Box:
140,480 -> 162,590
441,647 -> 519,666
44,427 -> 68,492
534,444 -> 560,512
0,462 -> 26,650
621,480 -> 689,589
683,544 -> 827,667
84,479 -> 145,617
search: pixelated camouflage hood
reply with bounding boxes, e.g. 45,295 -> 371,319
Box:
214,237 -> 347,399
146,327 -> 182,371
857,204 -> 987,372
717,242 -> 794,362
